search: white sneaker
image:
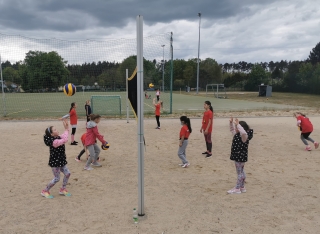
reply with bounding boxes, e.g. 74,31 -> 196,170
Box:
84,166 -> 94,170
91,162 -> 102,167
181,163 -> 190,168
227,187 -> 241,194
240,187 -> 246,193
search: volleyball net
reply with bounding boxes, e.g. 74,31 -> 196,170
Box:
0,32 -> 172,118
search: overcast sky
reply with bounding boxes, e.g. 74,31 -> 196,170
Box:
0,0 -> 319,64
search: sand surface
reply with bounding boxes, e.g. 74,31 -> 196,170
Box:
1,115 -> 320,234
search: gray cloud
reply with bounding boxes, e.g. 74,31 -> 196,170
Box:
0,0 -> 319,64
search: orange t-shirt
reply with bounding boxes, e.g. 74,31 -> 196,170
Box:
180,125 -> 191,139
81,133 -> 86,145
202,110 -> 213,133
69,108 -> 78,125
297,116 -> 313,133
155,104 -> 161,116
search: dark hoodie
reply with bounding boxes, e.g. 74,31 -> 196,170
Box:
230,127 -> 254,163
43,131 -> 68,167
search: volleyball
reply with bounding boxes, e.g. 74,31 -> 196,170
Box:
63,83 -> 76,96
101,142 -> 110,150
149,83 -> 154,88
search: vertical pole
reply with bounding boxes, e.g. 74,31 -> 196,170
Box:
0,54 -> 7,116
170,32 -> 173,114
136,15 -> 145,216
161,45 -> 165,92
217,84 -> 219,98
196,12 -> 201,95
206,84 -> 207,97
126,69 -> 129,123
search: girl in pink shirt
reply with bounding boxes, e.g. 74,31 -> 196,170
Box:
42,119 -> 71,198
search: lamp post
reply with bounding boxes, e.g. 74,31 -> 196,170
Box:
161,44 -> 165,92
196,12 -> 201,95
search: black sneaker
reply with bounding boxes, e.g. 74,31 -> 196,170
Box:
74,141 -> 78,144
71,142 -> 78,145
202,151 -> 209,155
205,154 -> 212,158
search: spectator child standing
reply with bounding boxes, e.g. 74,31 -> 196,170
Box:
153,98 -> 163,129
42,119 -> 71,198
61,102 -> 78,145
200,101 -> 214,158
227,117 -> 253,194
178,116 -> 192,168
294,112 -> 319,151
85,100 -> 92,122
84,114 -> 107,170
156,89 -> 160,101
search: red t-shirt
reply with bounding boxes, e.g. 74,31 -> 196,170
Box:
202,110 -> 213,133
81,133 -> 86,145
69,108 -> 78,125
297,116 -> 313,133
155,104 -> 161,116
180,125 -> 191,139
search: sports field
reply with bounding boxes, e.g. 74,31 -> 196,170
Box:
0,91 -> 305,119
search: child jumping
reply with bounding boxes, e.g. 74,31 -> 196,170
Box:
178,116 -> 192,168
153,98 -> 163,129
42,119 -> 71,198
84,114 -> 107,170
227,117 -> 253,194
294,112 -> 319,151
200,101 -> 214,158
61,102 -> 78,145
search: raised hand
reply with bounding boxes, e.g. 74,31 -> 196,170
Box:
62,119 -> 69,130
234,118 -> 239,125
229,117 -> 233,123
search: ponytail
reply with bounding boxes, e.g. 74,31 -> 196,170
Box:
69,102 -> 76,112
45,126 -> 53,136
205,100 -> 214,113
180,116 -> 192,133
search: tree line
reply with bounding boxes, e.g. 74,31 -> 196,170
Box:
1,42 -> 320,94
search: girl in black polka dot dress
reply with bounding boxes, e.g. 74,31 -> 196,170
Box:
41,119 -> 71,198
227,117 -> 253,194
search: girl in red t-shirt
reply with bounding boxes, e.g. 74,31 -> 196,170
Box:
200,101 -> 214,158
153,98 -> 163,129
61,102 -> 78,145
178,116 -> 192,168
294,112 -> 319,151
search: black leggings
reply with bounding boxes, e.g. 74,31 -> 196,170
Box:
71,127 -> 76,135
156,115 -> 160,127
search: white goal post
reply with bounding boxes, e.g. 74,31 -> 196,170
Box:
90,95 -> 122,117
206,84 -> 227,99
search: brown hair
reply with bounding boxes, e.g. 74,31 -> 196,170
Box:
89,114 -> 101,121
45,126 -> 53,136
239,121 -> 250,131
294,112 -> 306,117
69,102 -> 76,112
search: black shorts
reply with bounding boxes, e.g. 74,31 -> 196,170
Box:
301,132 -> 312,139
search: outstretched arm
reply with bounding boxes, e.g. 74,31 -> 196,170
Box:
234,118 -> 248,143
229,117 -> 236,135
53,120 -> 69,147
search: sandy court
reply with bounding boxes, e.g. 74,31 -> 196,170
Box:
0,116 -> 320,234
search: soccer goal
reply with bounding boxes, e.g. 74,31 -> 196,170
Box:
206,84 -> 227,99
91,95 -> 121,117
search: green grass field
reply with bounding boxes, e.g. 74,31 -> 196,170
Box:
0,91 -> 313,119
